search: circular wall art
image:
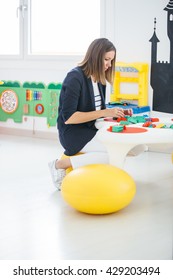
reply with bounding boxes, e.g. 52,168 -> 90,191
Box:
35,103 -> 44,114
0,90 -> 18,113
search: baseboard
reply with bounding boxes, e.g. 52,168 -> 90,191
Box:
0,127 -> 58,140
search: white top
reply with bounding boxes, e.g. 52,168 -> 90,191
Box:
92,81 -> 102,110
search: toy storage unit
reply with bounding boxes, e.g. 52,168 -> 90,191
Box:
111,62 -> 149,107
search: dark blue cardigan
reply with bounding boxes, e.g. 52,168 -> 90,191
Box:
57,66 -> 106,156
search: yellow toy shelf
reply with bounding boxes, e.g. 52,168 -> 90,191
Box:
111,62 -> 149,106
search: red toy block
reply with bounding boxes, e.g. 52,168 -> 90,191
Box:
142,121 -> 152,127
116,117 -> 127,122
151,118 -> 159,122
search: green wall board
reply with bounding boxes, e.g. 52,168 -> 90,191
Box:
0,81 -> 62,126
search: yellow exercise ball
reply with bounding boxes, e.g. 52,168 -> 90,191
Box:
61,164 -> 136,215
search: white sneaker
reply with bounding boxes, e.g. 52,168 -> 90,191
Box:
48,160 -> 66,190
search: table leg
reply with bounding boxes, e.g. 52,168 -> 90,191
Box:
104,143 -> 140,168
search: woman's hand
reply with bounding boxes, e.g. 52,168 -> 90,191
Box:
104,107 -> 125,118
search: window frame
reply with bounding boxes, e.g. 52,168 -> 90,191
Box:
0,0 -> 115,61
0,0 -> 24,60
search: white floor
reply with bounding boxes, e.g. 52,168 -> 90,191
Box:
0,133 -> 172,260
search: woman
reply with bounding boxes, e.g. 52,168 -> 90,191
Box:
49,38 -> 126,190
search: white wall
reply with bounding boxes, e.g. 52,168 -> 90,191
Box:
115,0 -> 169,63
1,0 -> 168,83
0,0 -> 172,135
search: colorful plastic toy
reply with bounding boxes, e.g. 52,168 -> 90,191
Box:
143,121 -> 153,127
111,62 -> 149,106
107,102 -> 150,115
155,123 -> 167,128
61,164 -> 136,214
111,125 -> 124,132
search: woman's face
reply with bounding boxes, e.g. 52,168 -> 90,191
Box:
103,50 -> 115,71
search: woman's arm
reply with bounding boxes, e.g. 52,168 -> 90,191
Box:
65,107 -> 125,124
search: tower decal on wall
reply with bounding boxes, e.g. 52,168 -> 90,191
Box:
149,0 -> 173,113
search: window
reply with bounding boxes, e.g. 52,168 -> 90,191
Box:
29,0 -> 100,55
0,0 -> 101,57
0,0 -> 20,55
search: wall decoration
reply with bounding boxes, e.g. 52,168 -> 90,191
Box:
35,104 -> 44,114
0,89 -> 18,114
0,81 -> 62,126
149,0 -> 173,113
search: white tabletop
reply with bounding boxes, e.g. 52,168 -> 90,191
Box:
96,117 -> 173,168
97,125 -> 173,144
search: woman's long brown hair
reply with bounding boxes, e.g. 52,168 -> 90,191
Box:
78,38 -> 116,85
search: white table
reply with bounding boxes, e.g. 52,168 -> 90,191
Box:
96,119 -> 173,168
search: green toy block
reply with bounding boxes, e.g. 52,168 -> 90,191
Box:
112,125 -> 124,132
136,116 -> 146,123
120,121 -> 130,125
127,117 -> 138,124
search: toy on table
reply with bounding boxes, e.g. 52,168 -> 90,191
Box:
109,125 -> 125,132
105,113 -> 173,130
142,120 -> 173,129
107,125 -> 147,133
107,101 -> 150,115
104,115 -> 147,124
